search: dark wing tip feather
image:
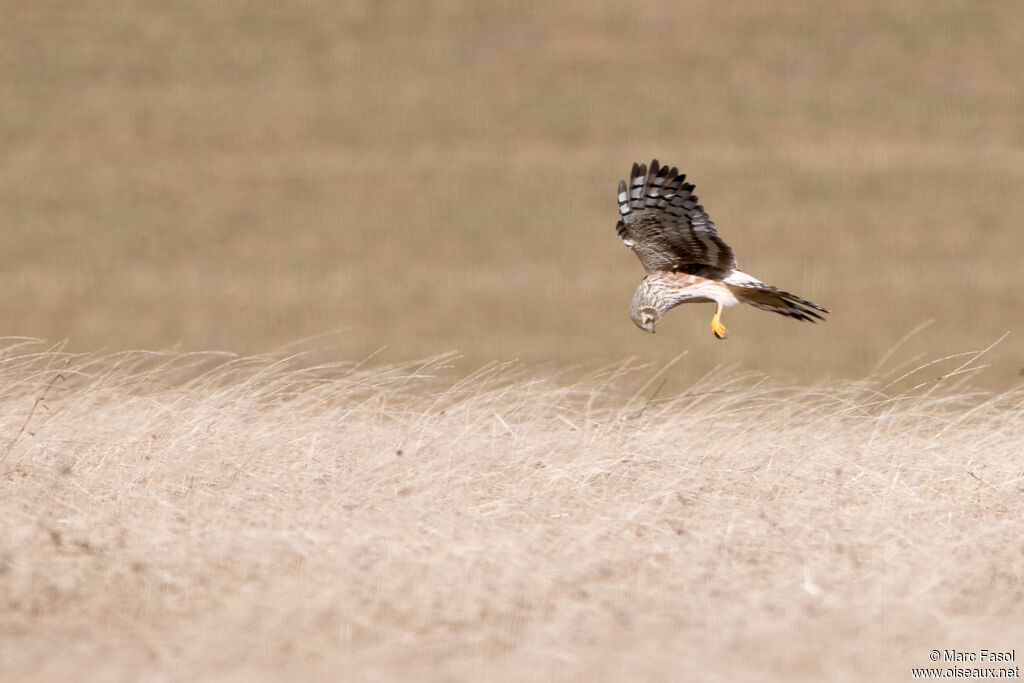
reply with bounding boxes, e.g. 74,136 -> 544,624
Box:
783,291 -> 830,314
775,289 -> 829,321
734,284 -> 830,323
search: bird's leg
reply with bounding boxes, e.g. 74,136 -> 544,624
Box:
711,302 -> 728,339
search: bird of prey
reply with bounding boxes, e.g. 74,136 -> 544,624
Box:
616,159 -> 829,339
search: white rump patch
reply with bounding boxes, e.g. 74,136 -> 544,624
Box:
724,271 -> 763,286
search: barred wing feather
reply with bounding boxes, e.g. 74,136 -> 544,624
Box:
616,159 -> 737,273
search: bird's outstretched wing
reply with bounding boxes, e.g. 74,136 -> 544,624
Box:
616,159 -> 737,273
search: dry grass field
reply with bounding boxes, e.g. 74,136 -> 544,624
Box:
0,341 -> 1022,682
2,1 -> 1024,681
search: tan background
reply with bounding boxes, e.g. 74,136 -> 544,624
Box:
2,1 -> 1022,385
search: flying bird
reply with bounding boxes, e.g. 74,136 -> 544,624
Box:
616,159 -> 829,339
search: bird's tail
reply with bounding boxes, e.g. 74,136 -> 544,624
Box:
727,283 -> 829,322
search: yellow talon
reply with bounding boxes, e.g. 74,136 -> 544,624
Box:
711,304 -> 728,340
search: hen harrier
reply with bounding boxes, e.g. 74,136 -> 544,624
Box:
617,159 -> 829,339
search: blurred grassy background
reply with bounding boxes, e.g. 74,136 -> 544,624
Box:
2,0 -> 1022,387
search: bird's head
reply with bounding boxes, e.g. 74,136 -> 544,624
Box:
631,306 -> 661,333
